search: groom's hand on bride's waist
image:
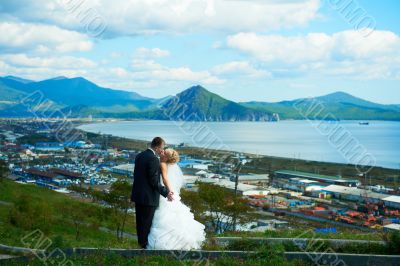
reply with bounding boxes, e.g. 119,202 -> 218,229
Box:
167,191 -> 174,201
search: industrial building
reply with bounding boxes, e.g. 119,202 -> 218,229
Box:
111,164 -> 135,177
197,178 -> 258,195
179,159 -> 211,170
382,195 -> 400,209
280,177 -> 322,192
275,170 -> 359,187
232,173 -> 269,186
319,185 -> 389,203
314,185 -> 400,210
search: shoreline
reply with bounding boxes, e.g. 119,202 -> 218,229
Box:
2,117 -> 400,122
75,124 -> 400,187
77,120 -> 399,171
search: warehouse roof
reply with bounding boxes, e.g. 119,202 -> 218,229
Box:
112,164 -> 135,171
383,195 -> 400,204
239,174 -> 269,181
275,170 -> 358,183
384,223 -> 400,231
322,185 -> 389,199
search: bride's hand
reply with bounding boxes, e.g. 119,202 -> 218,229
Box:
167,191 -> 174,201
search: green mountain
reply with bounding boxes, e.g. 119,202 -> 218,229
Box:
2,75 -> 33,84
0,76 -> 158,117
0,76 -> 399,121
160,85 -> 274,121
241,91 -> 400,121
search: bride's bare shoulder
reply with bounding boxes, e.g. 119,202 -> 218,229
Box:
160,161 -> 168,169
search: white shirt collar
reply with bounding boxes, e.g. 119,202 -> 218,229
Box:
148,148 -> 156,155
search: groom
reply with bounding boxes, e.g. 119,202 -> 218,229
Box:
131,137 -> 174,249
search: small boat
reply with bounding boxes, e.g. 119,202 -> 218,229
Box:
359,122 -> 369,125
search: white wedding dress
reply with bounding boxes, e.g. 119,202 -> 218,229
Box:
147,163 -> 206,250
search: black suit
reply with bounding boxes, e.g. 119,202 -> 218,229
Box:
131,149 -> 169,248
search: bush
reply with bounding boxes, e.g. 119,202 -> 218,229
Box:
8,194 -> 53,233
251,243 -> 296,266
51,235 -> 66,249
335,243 -> 387,254
226,239 -> 260,251
386,231 -> 400,254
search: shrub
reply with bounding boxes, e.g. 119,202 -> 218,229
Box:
386,231 -> 400,254
8,194 -> 53,233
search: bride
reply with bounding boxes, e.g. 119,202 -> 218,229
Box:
147,148 -> 206,250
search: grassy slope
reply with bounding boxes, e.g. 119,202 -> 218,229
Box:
1,253 -> 308,266
0,180 -> 138,249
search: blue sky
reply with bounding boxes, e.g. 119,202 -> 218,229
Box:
0,0 -> 399,103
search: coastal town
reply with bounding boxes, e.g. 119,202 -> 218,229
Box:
1,118 -> 400,235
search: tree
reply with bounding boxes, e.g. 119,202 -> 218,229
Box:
197,183 -> 255,233
61,202 -> 90,241
385,230 -> 400,254
0,160 -> 8,182
181,189 -> 206,222
74,180 -> 133,241
103,179 -> 132,240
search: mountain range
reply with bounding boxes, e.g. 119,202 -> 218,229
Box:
0,75 -> 399,121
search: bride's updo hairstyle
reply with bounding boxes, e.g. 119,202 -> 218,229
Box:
165,148 -> 180,164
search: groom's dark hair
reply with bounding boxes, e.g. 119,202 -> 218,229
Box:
151,137 -> 165,148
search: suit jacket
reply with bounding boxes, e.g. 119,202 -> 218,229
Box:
131,149 -> 169,206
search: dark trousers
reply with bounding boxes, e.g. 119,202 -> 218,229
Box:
135,204 -> 157,249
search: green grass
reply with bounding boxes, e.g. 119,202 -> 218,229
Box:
219,229 -> 383,241
1,247 -> 312,266
0,180 -> 138,249
224,239 -> 392,255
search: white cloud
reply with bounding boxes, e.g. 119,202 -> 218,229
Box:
135,48 -> 170,58
0,54 -> 97,81
110,52 -> 122,59
131,59 -> 224,85
225,30 -> 400,80
212,61 -> 271,78
0,22 -> 93,53
132,59 -> 164,71
0,0 -> 320,36
331,30 -> 400,59
0,54 -> 97,69
320,56 -> 400,80
227,30 -> 400,63
227,32 -> 332,64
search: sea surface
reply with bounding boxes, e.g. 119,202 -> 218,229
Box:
78,120 -> 400,169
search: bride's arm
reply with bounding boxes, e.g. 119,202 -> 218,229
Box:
160,162 -> 173,194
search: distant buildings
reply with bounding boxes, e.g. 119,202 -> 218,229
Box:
233,173 -> 269,186
111,163 -> 135,177
313,184 -> 400,209
34,141 -> 96,151
35,142 -> 64,151
383,195 -> 400,209
197,178 -> 258,195
319,185 -> 388,203
274,170 -> 359,187
179,158 -> 211,170
383,223 -> 400,232
257,219 -> 289,230
22,167 -> 82,181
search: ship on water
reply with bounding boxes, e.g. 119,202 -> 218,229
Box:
359,122 -> 370,125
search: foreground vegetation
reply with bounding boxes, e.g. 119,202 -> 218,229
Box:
2,244 -> 312,266
223,234 -> 400,255
219,228 -> 383,241
0,179 -> 138,249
